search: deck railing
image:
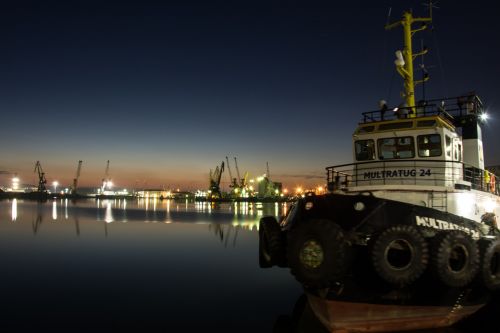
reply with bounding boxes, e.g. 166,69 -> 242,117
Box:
326,160 -> 499,195
362,94 -> 483,123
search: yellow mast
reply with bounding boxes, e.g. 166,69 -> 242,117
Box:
385,10 -> 432,115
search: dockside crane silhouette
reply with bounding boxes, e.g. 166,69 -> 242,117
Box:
71,160 -> 83,195
34,161 -> 47,193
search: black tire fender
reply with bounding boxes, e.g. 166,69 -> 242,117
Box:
259,216 -> 286,268
287,219 -> 350,288
370,224 -> 428,286
477,238 -> 500,290
431,231 -> 479,288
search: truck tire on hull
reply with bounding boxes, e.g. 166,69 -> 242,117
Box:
431,231 -> 479,288
259,216 -> 286,268
287,219 -> 349,288
370,225 -> 428,286
478,238 -> 500,290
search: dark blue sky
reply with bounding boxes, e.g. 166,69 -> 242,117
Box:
1,0 -> 499,190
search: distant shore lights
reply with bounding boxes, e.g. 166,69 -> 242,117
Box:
12,177 -> 19,190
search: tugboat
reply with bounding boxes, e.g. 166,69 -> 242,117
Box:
259,7 -> 500,333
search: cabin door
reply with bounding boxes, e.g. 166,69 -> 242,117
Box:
452,138 -> 463,183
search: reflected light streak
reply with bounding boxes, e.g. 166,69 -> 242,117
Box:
105,201 -> 114,223
52,200 -> 57,220
241,202 -> 249,215
64,199 -> 69,219
11,199 -> 17,222
231,221 -> 259,231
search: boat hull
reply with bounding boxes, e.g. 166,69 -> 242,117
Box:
307,294 -> 485,332
261,193 -> 500,332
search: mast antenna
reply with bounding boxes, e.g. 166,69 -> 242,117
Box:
423,1 -> 439,21
385,7 -> 432,112
386,7 -> 392,26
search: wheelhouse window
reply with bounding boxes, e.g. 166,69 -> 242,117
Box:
417,134 -> 442,157
355,140 -> 375,161
356,125 -> 375,134
445,135 -> 452,157
455,143 -> 462,161
378,137 -> 415,159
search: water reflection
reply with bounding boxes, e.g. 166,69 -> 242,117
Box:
52,200 -> 57,220
64,198 -> 69,219
32,203 -> 43,234
209,224 -> 241,248
104,200 -> 114,223
33,198 -> 291,225
11,199 -> 17,222
2,199 -> 291,233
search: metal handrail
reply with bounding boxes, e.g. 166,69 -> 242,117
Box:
326,159 -> 499,195
362,94 -> 483,124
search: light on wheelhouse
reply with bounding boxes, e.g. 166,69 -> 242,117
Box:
484,199 -> 496,213
480,113 -> 489,122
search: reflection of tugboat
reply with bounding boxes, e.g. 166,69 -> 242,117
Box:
259,7 -> 500,333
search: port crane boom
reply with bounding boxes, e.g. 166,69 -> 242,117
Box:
234,157 -> 243,187
34,161 -> 47,193
209,161 -> 225,199
101,160 -> 110,192
71,160 -> 83,195
225,156 -> 238,189
226,156 -> 233,184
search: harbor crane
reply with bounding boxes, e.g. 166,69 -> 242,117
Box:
233,157 -> 247,188
101,160 -> 111,192
234,157 -> 241,187
209,161 -> 224,199
34,161 -> 47,193
71,160 -> 83,195
225,156 -> 238,190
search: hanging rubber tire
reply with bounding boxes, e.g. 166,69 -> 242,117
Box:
477,238 -> 500,290
431,231 -> 479,288
287,219 -> 350,288
370,225 -> 428,286
259,216 -> 286,268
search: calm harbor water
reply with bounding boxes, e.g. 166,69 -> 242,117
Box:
0,198 -> 498,332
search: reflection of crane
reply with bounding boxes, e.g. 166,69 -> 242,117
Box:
71,160 -> 83,195
101,160 -> 110,192
32,203 -> 43,234
34,161 -> 47,193
209,161 -> 224,199
209,224 -> 240,248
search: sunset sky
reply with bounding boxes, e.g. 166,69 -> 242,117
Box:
1,0 -> 499,191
